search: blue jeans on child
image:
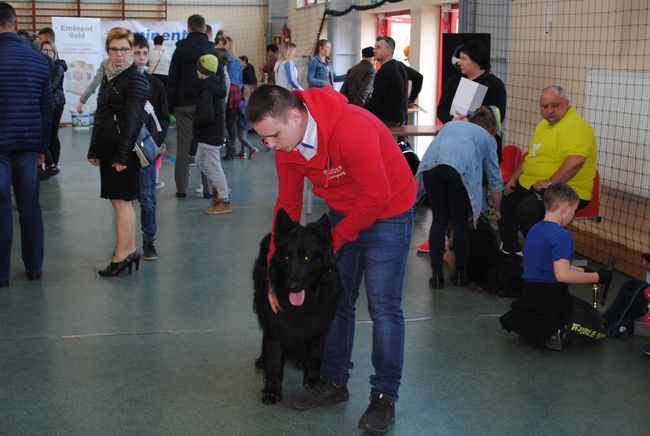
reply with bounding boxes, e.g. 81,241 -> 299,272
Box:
139,162 -> 156,243
0,151 -> 44,279
320,208 -> 413,402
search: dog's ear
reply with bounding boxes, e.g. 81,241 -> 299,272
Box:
275,208 -> 294,239
311,213 -> 332,244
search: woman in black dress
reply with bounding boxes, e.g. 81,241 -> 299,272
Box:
87,27 -> 148,276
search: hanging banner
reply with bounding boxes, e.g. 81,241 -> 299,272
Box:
101,20 -> 223,56
51,17 -> 102,123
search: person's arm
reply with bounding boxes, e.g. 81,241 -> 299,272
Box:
358,67 -> 376,107
483,74 -> 507,122
51,63 -> 65,92
332,62 -> 346,83
328,115 -> 394,251
307,58 -> 326,88
505,162 -> 524,195
40,62 -> 54,155
405,65 -> 423,103
78,63 -> 105,107
113,73 -> 148,165
483,136 -> 505,219
554,259 -> 600,284
285,62 -> 302,91
166,51 -> 179,112
437,74 -> 460,124
531,156 -> 586,192
153,80 -> 170,145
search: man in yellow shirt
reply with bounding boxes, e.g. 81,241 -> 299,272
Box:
499,85 -> 597,254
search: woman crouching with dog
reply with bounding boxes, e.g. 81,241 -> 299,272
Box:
416,106 -> 504,288
87,27 -> 148,276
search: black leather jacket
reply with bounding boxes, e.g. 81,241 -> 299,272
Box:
88,63 -> 148,164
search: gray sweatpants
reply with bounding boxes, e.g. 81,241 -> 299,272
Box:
196,143 -> 229,202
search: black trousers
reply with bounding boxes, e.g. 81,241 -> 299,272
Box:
45,103 -> 64,166
423,165 -> 471,271
498,184 -> 589,253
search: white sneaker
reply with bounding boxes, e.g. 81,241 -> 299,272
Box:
499,242 -> 522,257
155,181 -> 165,190
195,185 -> 203,194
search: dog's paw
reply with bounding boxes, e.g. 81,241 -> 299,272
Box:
254,356 -> 264,369
262,392 -> 282,405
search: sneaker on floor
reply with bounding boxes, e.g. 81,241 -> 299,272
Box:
204,200 -> 232,215
143,241 -> 158,261
155,181 -> 165,190
416,240 -> 430,253
188,155 -> 197,166
249,149 -> 259,158
291,378 -> 349,410
195,185 -> 204,194
358,392 -> 395,434
235,153 -> 247,159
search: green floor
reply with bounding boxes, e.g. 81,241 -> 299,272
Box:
1,126 -> 648,435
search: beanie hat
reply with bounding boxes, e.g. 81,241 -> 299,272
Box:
197,54 -> 218,76
361,46 -> 374,58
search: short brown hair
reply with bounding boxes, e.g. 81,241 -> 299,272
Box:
543,182 -> 579,212
245,85 -> 304,123
468,106 -> 497,136
105,27 -> 134,52
187,14 -> 206,33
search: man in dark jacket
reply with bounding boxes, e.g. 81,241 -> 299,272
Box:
0,2 -> 53,287
364,36 -> 409,127
167,14 -> 217,197
340,46 -> 376,106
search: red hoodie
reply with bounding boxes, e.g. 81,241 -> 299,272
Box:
269,88 -> 417,260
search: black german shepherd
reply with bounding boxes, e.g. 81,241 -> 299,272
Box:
253,209 -> 342,405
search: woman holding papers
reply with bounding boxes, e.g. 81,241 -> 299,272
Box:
437,39 -> 506,161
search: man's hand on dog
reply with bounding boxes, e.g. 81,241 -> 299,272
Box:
268,285 -> 282,313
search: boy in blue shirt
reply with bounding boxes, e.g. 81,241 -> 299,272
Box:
500,182 -> 611,350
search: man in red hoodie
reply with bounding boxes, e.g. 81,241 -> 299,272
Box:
246,85 -> 416,433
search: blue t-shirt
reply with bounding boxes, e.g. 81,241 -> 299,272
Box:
523,221 -> 573,283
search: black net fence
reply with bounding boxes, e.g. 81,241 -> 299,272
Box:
464,0 -> 650,278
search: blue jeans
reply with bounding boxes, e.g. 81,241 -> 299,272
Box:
321,208 -> 413,402
0,152 -> 44,279
138,163 -> 156,242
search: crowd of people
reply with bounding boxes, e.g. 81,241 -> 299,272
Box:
0,2 -> 629,433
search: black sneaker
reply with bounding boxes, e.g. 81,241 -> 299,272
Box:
143,241 -> 158,261
358,392 -> 395,433
291,378 -> 349,410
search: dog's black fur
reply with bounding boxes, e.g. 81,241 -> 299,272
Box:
253,209 -> 341,405
467,219 -> 523,298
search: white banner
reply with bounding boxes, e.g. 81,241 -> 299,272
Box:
102,20 -> 223,57
51,18 -> 223,122
52,17 -> 102,123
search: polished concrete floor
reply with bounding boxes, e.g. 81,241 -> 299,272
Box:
1,126 -> 649,435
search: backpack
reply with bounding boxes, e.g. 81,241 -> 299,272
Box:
397,137 -> 420,175
602,279 -> 650,337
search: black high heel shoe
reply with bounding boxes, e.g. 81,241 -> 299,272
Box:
98,251 -> 140,277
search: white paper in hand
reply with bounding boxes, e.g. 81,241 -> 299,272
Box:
450,77 -> 489,117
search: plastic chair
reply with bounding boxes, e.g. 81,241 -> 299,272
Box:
574,170 -> 601,222
500,145 -> 523,183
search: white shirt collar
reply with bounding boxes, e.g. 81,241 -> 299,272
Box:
297,107 -> 318,161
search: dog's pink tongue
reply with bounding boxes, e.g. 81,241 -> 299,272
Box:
289,290 -> 306,306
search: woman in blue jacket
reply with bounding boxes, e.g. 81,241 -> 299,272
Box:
307,39 -> 345,88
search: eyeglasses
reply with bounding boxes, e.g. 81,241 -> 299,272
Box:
42,49 -> 54,53
108,47 -> 131,54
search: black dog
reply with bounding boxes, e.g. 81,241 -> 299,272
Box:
253,209 -> 341,405
467,220 -> 523,298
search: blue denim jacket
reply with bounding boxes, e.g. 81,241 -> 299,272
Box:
307,56 -> 345,88
227,53 -> 243,86
415,121 -> 504,225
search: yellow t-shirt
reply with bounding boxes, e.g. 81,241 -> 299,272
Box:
519,107 -> 597,200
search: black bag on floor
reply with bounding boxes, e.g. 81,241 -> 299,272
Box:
602,279 -> 649,337
397,136 -> 420,175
